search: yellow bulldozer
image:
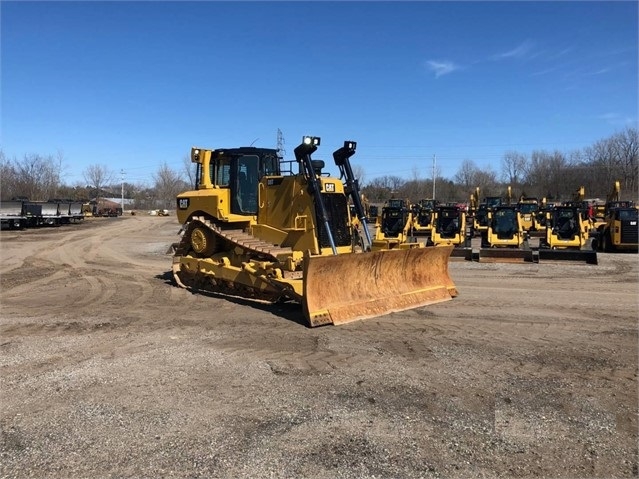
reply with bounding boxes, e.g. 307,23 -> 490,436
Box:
171,137 -> 457,327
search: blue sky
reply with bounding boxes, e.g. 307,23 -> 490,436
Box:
2,1 -> 637,186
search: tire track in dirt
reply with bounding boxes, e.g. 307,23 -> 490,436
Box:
2,217 -> 177,319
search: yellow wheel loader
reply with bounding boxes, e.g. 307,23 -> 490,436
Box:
171,137 -> 457,327
538,205 -> 597,264
478,206 -> 534,263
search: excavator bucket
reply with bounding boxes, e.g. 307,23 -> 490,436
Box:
303,245 -> 457,327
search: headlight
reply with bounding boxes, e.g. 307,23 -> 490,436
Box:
303,136 -> 320,146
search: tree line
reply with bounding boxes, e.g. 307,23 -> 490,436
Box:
362,127 -> 638,204
1,128 -> 636,209
0,152 -> 191,210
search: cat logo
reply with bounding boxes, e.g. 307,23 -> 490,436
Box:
324,183 -> 335,192
178,198 -> 189,209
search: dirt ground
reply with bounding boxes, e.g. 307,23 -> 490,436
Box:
1,214 -> 637,478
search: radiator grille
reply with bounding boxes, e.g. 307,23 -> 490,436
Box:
318,194 -> 352,248
620,221 -> 638,244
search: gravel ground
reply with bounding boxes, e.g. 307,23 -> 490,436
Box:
0,214 -> 637,478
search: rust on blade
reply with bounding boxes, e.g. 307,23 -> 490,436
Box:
302,245 -> 456,327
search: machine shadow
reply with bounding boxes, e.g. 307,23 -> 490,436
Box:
154,271 -> 308,327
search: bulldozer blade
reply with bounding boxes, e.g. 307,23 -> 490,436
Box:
478,248 -> 535,263
303,245 -> 457,327
538,249 -> 598,265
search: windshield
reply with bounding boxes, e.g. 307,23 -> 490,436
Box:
518,203 -> 538,214
619,209 -> 638,221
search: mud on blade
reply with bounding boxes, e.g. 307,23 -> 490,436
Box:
303,245 -> 457,327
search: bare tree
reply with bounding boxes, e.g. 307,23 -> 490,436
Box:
83,164 -> 114,201
351,163 -> 366,188
0,150 -> 17,200
454,159 -> 479,192
473,167 -> 499,197
610,127 -> 638,194
11,153 -> 62,201
361,175 -> 406,203
501,150 -> 527,186
182,154 -> 197,188
153,163 -> 189,209
523,150 -> 569,200
401,179 -> 421,202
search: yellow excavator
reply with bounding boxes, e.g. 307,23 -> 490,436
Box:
171,137 -> 457,327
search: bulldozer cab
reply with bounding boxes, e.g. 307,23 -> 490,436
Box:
177,147 -> 281,225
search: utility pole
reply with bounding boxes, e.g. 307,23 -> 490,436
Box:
121,169 -> 125,212
432,154 -> 436,200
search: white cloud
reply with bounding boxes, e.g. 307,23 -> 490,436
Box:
549,47 -> 574,59
597,112 -> 637,126
531,66 -> 560,77
426,60 -> 459,78
493,40 -> 535,60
